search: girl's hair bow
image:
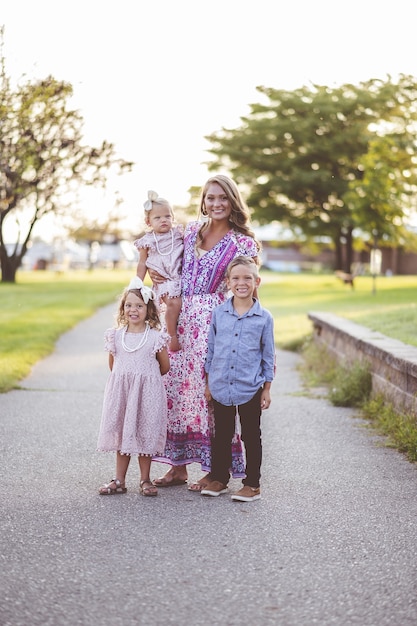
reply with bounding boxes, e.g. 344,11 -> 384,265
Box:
127,276 -> 154,304
143,190 -> 159,212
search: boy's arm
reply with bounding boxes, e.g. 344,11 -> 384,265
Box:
204,311 -> 217,402
204,373 -> 212,402
260,382 -> 271,410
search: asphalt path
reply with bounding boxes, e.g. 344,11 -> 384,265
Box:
1,304 -> 417,626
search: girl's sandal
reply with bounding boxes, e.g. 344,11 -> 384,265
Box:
140,480 -> 158,497
99,478 -> 127,495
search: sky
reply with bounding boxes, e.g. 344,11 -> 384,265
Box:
2,0 -> 417,240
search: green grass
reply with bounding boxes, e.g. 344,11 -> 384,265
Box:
299,339 -> 417,463
0,269 -> 132,392
1,269 -> 417,393
258,271 -> 417,349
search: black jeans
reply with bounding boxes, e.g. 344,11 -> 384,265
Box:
211,388 -> 262,488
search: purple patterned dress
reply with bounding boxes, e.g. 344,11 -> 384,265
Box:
153,221 -> 258,476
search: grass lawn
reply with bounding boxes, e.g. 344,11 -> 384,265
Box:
1,268 -> 417,392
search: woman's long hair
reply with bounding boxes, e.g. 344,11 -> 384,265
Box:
197,174 -> 261,253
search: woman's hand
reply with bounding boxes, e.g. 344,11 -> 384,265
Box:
148,269 -> 165,284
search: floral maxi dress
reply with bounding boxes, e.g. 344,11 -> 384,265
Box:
153,221 -> 258,476
97,327 -> 170,456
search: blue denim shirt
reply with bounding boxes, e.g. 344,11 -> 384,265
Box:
205,297 -> 275,406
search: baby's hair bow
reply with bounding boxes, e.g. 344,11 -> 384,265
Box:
127,276 -> 154,304
143,190 -> 159,212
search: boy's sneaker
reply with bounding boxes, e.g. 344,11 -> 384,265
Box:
201,481 -> 228,497
231,486 -> 261,502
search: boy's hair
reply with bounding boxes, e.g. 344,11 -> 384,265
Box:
115,288 -> 161,329
226,255 -> 259,279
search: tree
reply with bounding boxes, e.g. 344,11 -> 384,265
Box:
205,76 -> 417,271
0,31 -> 133,282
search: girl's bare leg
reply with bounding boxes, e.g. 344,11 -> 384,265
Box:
98,452 -> 130,494
139,456 -> 158,495
115,451 -> 131,484
164,296 -> 182,351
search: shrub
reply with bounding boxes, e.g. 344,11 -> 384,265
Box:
329,361 -> 372,408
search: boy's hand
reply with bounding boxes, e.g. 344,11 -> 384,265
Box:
204,383 -> 212,403
260,389 -> 271,410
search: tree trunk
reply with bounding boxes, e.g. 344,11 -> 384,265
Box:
345,226 -> 354,273
334,236 -> 343,270
0,249 -> 20,282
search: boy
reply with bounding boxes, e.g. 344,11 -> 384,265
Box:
201,256 -> 275,502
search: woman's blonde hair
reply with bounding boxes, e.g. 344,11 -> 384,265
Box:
197,174 -> 260,253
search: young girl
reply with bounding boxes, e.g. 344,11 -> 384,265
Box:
134,190 -> 184,352
97,276 -> 170,497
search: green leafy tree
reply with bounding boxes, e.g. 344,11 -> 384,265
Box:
205,76 -> 417,271
0,32 -> 133,282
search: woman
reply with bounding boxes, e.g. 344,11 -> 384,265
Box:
152,174 -> 260,491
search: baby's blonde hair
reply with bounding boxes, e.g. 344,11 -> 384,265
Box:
143,190 -> 173,219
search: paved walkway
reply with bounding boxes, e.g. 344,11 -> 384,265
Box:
1,304 -> 416,626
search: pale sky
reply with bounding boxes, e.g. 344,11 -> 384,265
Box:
2,0 -> 417,239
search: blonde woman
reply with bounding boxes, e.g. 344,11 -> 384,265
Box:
150,175 -> 260,491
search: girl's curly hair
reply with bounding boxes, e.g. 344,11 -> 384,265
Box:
114,288 -> 161,329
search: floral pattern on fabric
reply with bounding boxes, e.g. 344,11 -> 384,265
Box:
153,221 -> 258,476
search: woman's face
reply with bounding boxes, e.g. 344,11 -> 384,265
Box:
204,183 -> 232,222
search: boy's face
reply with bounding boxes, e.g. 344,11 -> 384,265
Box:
226,263 -> 260,299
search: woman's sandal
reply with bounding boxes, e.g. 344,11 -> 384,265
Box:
153,475 -> 187,487
187,474 -> 211,492
99,478 -> 127,495
140,480 -> 158,497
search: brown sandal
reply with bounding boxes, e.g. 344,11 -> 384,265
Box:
140,480 -> 158,497
99,478 -> 127,495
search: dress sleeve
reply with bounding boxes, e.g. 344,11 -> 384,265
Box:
134,233 -> 154,251
153,330 -> 170,355
235,233 -> 258,258
104,328 -> 116,355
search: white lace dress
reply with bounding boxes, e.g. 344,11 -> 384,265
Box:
97,326 -> 170,456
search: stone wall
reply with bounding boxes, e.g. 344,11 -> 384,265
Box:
308,311 -> 417,418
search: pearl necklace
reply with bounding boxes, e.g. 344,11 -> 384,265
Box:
153,229 -> 174,256
122,323 -> 150,352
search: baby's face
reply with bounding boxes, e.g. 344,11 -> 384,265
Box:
147,206 -> 173,234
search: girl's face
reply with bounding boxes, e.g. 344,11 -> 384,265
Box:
146,205 -> 173,234
204,183 -> 232,223
124,292 -> 147,329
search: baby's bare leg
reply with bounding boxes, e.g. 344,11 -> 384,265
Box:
163,295 -> 182,351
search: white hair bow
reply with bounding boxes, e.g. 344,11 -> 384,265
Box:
143,190 -> 159,212
127,276 -> 154,304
